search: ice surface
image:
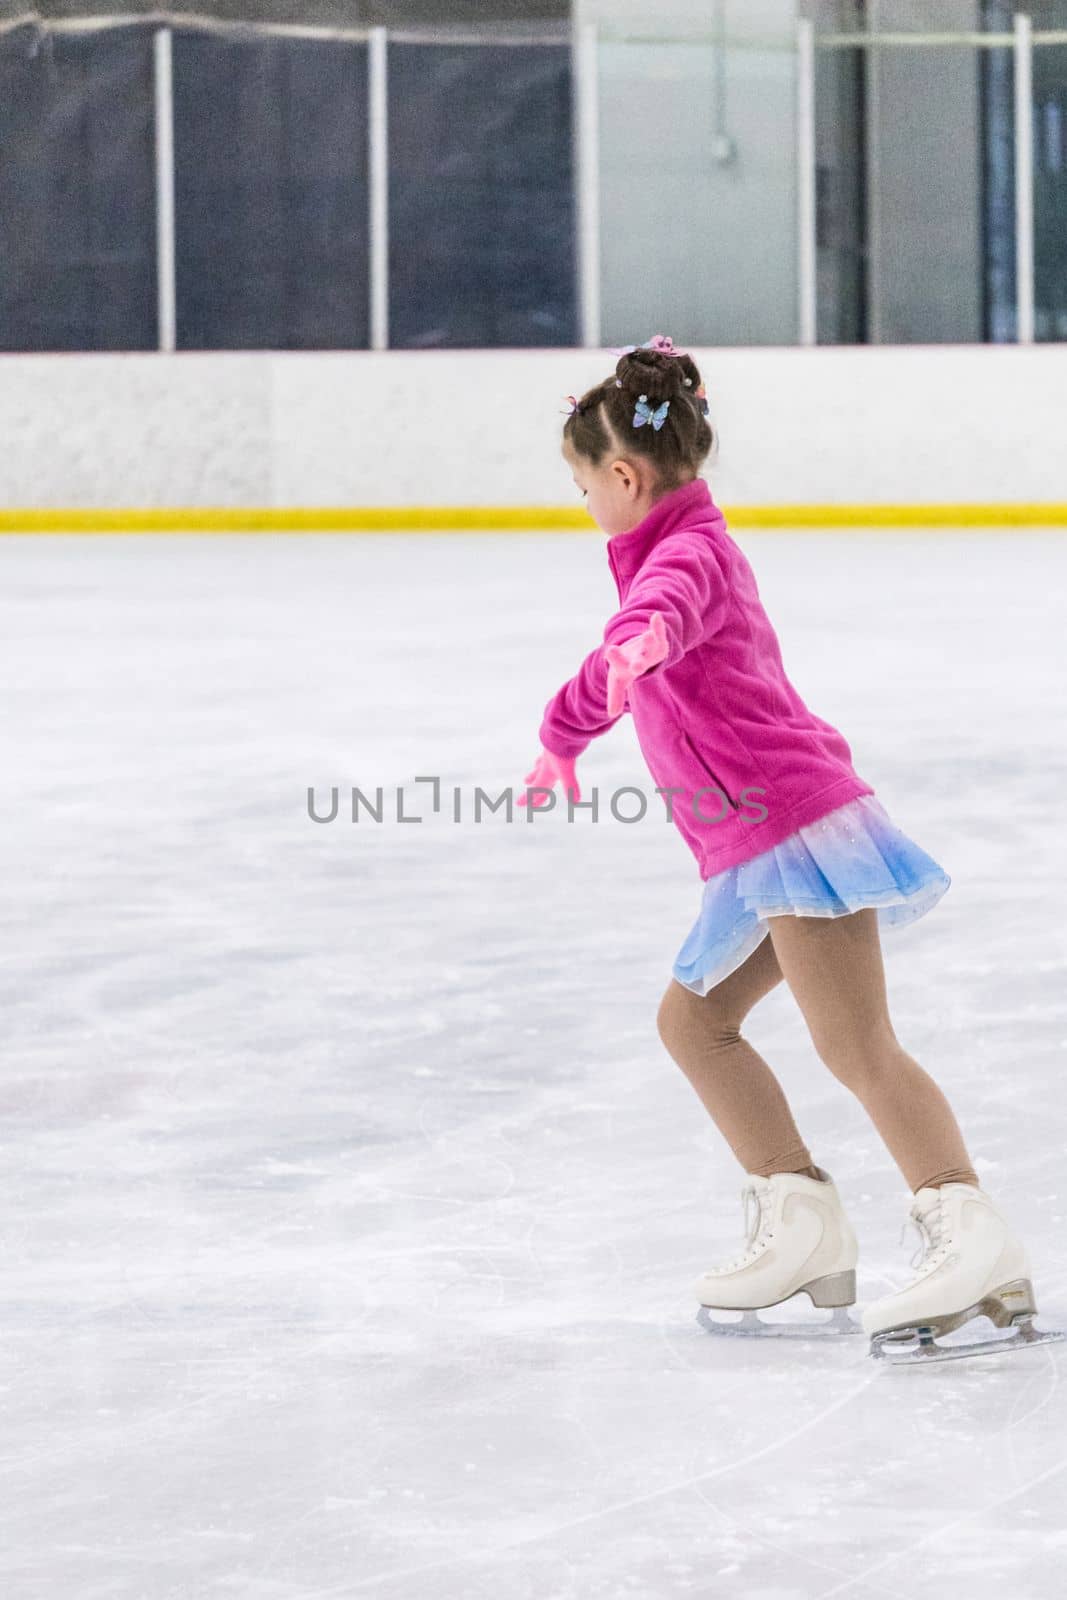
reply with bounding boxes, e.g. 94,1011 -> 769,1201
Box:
1,527 -> 1066,1599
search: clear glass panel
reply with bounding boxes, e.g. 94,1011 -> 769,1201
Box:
867,35 -> 985,343
810,0 -> 1067,345
815,30 -> 987,343
594,10 -> 800,347
804,0 -> 998,36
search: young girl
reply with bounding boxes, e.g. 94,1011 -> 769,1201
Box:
517,337 -> 1059,1364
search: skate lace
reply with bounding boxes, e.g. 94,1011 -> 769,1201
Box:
900,1194 -> 949,1272
721,1178 -> 774,1270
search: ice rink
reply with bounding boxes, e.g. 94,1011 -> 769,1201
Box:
3,524 -> 1066,1598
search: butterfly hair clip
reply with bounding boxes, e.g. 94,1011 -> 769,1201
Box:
563,394 -> 584,416
633,394 -> 670,432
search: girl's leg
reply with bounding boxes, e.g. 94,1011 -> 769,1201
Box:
657,932 -> 822,1180
764,908 -> 979,1194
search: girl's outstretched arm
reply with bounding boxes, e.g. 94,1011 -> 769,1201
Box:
538,536 -> 728,760
537,640 -> 626,761
603,536 -> 728,676
605,612 -> 668,716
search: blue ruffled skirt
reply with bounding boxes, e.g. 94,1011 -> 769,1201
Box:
672,793 -> 950,997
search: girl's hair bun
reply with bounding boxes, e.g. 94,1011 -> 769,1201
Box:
563,336 -> 715,488
614,347 -> 685,403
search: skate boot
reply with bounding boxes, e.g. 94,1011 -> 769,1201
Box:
694,1166 -> 861,1338
863,1181 -> 1067,1365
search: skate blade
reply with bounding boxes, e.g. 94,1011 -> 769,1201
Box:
697,1304 -> 862,1339
870,1315 -> 1067,1366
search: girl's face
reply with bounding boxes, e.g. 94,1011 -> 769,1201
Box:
562,434 -> 673,537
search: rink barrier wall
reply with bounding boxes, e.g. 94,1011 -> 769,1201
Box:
2,346 -> 1067,520
3,504 -> 1067,532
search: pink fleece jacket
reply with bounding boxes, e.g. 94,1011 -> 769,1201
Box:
538,476 -> 875,880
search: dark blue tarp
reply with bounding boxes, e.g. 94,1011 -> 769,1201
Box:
388,42 -> 576,348
0,25 -> 156,350
0,24 -> 576,351
173,32 -> 370,349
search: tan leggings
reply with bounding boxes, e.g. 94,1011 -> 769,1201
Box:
657,908 -> 979,1195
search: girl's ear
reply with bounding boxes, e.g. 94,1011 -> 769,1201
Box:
612,457 -> 646,499
610,458 -> 635,494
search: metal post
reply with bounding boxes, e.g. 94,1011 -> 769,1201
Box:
574,20 -> 601,349
865,0 -> 884,344
796,18 -> 817,346
153,28 -> 177,354
1013,13 -> 1035,344
368,26 -> 389,351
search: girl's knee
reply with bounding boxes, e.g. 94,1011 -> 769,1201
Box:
657,982 -> 741,1052
656,982 -> 690,1044
814,1022 -> 902,1088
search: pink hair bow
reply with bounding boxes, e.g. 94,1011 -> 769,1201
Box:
610,334 -> 689,359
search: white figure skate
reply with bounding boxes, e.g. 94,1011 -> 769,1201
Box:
694,1166 -> 862,1337
863,1181 -> 1067,1365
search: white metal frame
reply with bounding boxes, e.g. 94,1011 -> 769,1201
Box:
796,18 -> 818,346
574,20 -> 601,350
368,26 -> 390,352
153,27 -> 177,354
1014,12 -> 1035,345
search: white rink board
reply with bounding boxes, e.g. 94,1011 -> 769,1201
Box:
1,344 -> 1066,509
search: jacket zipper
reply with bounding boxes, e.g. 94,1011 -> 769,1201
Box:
683,732 -> 739,811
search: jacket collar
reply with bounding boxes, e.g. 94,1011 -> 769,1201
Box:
605,477 -> 716,591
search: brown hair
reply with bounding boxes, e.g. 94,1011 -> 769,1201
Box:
563,346 -> 714,490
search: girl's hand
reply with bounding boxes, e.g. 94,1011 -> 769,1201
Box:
516,747 -> 580,808
605,611 -> 669,716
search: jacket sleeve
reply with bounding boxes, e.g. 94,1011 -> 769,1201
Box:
538,536 -> 728,761
537,641 -> 623,761
603,534 -> 728,675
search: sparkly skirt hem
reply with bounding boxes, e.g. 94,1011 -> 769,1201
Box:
671,793 -> 949,997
